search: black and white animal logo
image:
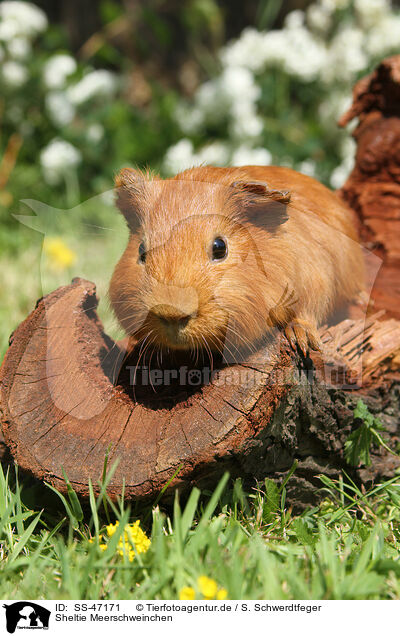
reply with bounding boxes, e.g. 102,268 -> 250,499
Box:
3,602 -> 50,633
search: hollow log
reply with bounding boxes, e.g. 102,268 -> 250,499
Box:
0,277 -> 399,507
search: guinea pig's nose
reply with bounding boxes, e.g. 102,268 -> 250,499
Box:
150,305 -> 194,328
160,314 -> 191,329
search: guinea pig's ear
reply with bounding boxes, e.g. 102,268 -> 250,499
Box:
114,167 -> 146,231
231,180 -> 291,232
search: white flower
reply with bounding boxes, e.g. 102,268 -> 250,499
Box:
232,145 -> 272,166
230,101 -> 263,139
45,92 -> 75,127
192,67 -> 260,125
221,28 -> 270,73
366,14 -> 400,56
43,54 -> 77,89
163,139 -> 201,175
330,163 -> 351,189
2,60 -> 27,87
325,27 -> 368,83
253,30 -> 292,69
193,80 -> 226,124
339,136 -> 356,161
7,36 -> 30,58
86,123 -> 104,143
307,4 -> 332,33
220,66 -> 261,103
179,65 -> 262,139
284,10 -> 304,29
281,24 -> 328,81
67,70 -> 118,105
0,1 -> 47,41
320,0 -> 350,10
196,141 -> 229,166
175,104 -> 204,134
0,18 -> 18,41
164,138 -> 231,175
330,154 -> 354,189
223,23 -> 328,82
329,120 -> 357,189
40,139 -> 81,185
354,0 -> 390,29
298,159 -> 316,177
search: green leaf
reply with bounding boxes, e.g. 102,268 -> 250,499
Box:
62,468 -> 83,523
292,518 -> 316,547
344,400 -> 396,467
45,482 -> 78,528
8,512 -> 42,563
264,478 -> 280,517
353,399 -> 374,425
345,423 -> 373,466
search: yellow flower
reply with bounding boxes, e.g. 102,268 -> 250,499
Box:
179,586 -> 196,600
106,520 -> 151,562
43,237 -> 77,271
198,576 -> 218,599
106,521 -> 119,537
216,588 -> 228,600
89,537 -> 108,551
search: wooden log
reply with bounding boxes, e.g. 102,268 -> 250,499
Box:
339,55 -> 400,320
0,278 -> 399,506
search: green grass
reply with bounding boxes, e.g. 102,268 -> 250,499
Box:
2,462 -> 400,600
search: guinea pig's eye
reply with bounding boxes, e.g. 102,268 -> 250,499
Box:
138,241 -> 146,263
211,236 -> 228,261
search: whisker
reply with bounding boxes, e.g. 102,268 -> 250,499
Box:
147,344 -> 157,393
201,335 -> 214,376
131,331 -> 154,398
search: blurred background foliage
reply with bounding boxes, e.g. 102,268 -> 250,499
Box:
1,0 -> 400,354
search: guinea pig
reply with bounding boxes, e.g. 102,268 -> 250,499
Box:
109,165 -> 364,359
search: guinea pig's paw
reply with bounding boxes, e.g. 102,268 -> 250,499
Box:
267,284 -> 298,327
284,319 -> 322,358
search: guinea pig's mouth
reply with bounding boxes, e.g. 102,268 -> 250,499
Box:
157,315 -> 192,348
133,303 -> 230,355
145,308 -> 195,350
138,308 -> 227,353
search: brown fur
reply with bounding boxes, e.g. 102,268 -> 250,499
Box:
109,165 -> 364,357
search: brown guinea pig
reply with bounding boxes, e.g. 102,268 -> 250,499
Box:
109,165 -> 364,358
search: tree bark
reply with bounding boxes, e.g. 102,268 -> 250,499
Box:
339,55 -> 400,320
